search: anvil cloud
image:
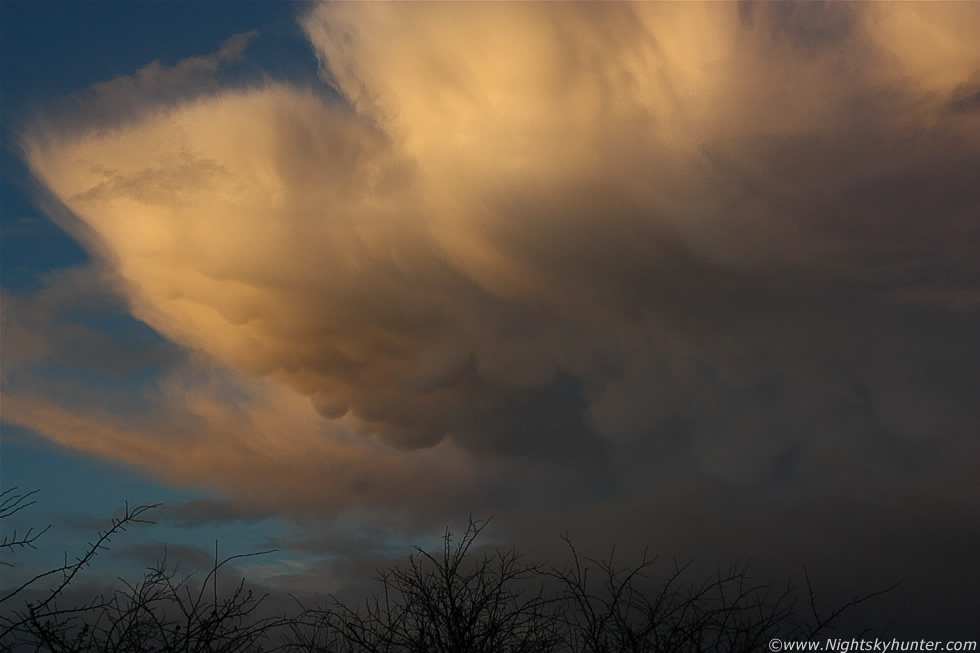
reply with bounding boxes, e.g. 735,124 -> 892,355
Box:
3,1 -> 979,634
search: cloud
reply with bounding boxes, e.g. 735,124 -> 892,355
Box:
0,363 -> 491,520
24,31 -> 259,137
8,1 -> 979,592
118,542 -> 218,571
89,29 -> 256,97
0,266 -> 177,394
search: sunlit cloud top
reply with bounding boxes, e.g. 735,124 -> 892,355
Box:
11,0 -> 980,505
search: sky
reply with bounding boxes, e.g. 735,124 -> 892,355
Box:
1,0 -> 979,638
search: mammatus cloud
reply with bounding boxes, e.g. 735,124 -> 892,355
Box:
7,2 -> 979,513
4,4 -> 979,634
0,357 -> 493,517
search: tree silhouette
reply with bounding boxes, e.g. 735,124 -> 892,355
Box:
1,494 -> 892,652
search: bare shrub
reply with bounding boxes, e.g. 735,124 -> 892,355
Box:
292,518 -> 559,653
2,496 -> 891,652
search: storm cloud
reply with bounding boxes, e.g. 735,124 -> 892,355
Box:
4,0 -> 979,634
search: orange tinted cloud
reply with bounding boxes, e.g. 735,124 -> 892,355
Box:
16,0 -> 980,492
0,363 -> 483,518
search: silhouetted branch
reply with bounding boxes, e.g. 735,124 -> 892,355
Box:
2,498 -> 894,652
0,489 -> 51,567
